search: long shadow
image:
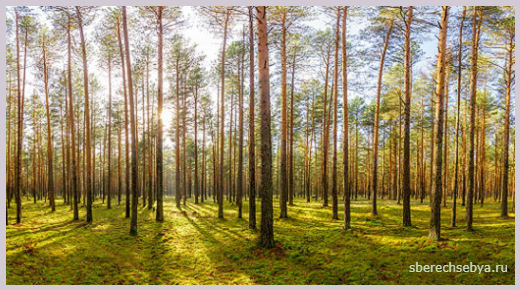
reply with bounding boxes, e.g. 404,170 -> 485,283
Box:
6,219 -> 81,239
7,223 -> 82,257
7,197 -> 515,285
183,203 -> 253,241
146,222 -> 170,284
182,213 -> 222,246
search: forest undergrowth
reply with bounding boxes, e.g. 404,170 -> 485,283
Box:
6,197 -> 515,285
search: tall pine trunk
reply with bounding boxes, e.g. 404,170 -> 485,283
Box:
107,53 -> 112,209
42,35 -> 55,212
331,7 -> 341,220
237,31 -> 245,218
467,7 -> 482,229
279,11 -> 289,219
116,20 -> 130,219
501,30 -> 513,218
218,9 -> 230,218
248,6 -> 256,230
156,7 -> 164,221
342,6 -> 351,229
65,10 -> 79,221
371,16 -> 394,216
122,7 -> 139,236
429,6 -> 449,241
321,44 -> 331,207
402,6 -> 413,227
76,7 -> 93,223
14,10 -> 26,224
289,50 -> 296,206
257,6 -> 274,248
452,6 -> 466,227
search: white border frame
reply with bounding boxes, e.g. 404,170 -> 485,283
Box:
1,1 -> 518,288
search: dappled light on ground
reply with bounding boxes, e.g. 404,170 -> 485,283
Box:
6,197 -> 514,285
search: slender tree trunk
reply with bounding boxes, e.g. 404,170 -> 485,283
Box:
479,74 -> 487,207
248,6 -> 256,230
228,86 -> 234,203
118,125 -> 122,205
322,47 -> 331,207
140,74 -> 146,208
202,114 -> 206,203
257,6 -> 274,248
372,17 -> 394,216
494,133 -> 499,202
402,6 -> 413,227
91,101 -> 96,203
237,30 -> 245,218
304,93 -> 311,203
156,7 -> 164,221
122,7 -> 139,235
182,77 -> 187,206
420,95 -> 425,203
501,30 -> 513,218
429,90 -> 434,204
452,6 -> 466,227
106,53 -> 113,209
42,37 -> 55,212
147,58 -> 153,210
7,72 -> 12,214
174,60 -> 182,208
331,7 -> 341,220
76,7 -> 93,223
467,7 -> 482,230
31,109 -> 37,205
310,94 -> 317,202
14,10 -> 26,224
461,99 -> 468,206
429,6 -> 449,241
117,21 -> 131,219
288,48 -> 296,207
279,11 -> 289,219
101,116 -> 107,204
356,111 -> 360,201
342,6 -> 351,229
442,67 -> 450,208
63,11 -> 79,221
218,9 -> 231,218
193,87 -> 199,204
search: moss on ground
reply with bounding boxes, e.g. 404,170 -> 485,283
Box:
6,196 -> 515,285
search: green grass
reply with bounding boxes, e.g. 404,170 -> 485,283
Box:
6,196 -> 515,285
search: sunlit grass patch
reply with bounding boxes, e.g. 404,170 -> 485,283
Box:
6,196 -> 515,285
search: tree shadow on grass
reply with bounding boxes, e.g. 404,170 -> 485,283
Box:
6,219 -> 86,248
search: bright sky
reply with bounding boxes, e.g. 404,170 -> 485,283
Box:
8,6 -> 441,148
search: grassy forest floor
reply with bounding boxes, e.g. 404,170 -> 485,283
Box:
6,196 -> 515,285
